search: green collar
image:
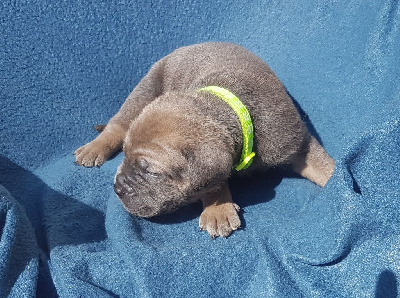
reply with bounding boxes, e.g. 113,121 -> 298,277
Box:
197,86 -> 255,171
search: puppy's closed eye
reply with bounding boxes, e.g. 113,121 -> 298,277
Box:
138,157 -> 162,178
145,169 -> 162,178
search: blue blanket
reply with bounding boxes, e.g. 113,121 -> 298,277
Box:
1,1 -> 399,297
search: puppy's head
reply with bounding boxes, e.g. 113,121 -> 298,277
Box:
114,96 -> 233,217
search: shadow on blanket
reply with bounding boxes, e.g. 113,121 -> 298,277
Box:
0,155 -> 107,252
0,185 -> 41,298
0,155 -> 107,297
376,269 -> 398,298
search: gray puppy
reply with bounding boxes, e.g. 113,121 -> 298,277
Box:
75,42 -> 335,238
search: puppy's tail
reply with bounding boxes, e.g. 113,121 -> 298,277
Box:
94,124 -> 106,133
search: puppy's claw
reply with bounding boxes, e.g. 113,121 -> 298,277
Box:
94,156 -> 105,167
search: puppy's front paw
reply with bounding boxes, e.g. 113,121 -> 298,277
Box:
74,140 -> 109,167
199,202 -> 241,238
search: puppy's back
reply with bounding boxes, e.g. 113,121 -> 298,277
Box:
162,42 -> 278,92
161,42 -> 309,167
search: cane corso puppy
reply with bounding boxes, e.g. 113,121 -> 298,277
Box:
75,42 -> 335,238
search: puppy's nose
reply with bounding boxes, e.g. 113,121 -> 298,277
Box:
114,173 -> 129,197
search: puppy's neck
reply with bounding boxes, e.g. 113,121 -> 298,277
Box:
174,91 -> 243,166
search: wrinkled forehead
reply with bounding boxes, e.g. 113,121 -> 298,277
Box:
125,108 -> 190,146
124,136 -> 184,160
121,137 -> 189,182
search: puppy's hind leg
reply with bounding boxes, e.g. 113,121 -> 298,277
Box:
291,136 -> 335,187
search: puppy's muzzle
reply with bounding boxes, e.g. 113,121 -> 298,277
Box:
114,173 -> 155,217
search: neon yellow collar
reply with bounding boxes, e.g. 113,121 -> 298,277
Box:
197,86 -> 255,171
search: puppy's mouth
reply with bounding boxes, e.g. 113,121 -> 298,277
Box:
122,201 -> 159,218
117,193 -> 180,218
114,173 -> 180,218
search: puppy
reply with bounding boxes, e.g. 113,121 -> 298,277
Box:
75,42 -> 335,238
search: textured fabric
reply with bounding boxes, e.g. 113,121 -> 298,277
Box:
1,1 -> 399,297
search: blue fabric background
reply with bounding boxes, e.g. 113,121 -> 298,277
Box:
1,1 -> 399,297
